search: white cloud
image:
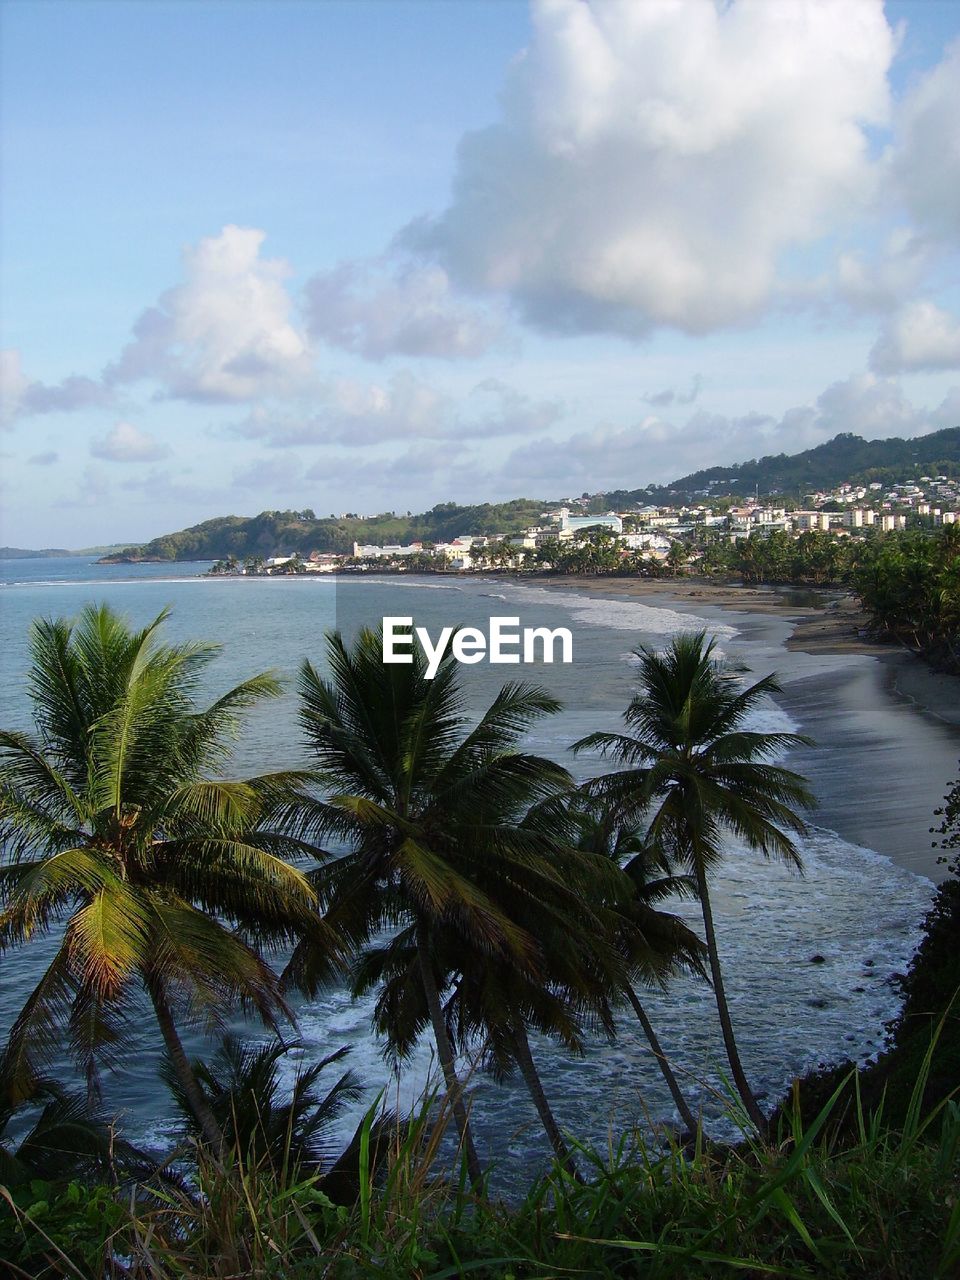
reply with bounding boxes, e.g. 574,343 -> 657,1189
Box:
870,300 -> 960,373
487,371 -> 957,493
105,226 -> 313,403
303,256 -> 503,359
890,38 -> 960,243
90,421 -> 170,463
232,373 -> 561,447
1,349 -> 113,426
405,0 -> 894,336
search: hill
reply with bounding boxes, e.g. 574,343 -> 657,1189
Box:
0,546 -> 73,559
601,427 -> 960,507
98,427 -> 960,563
100,500 -> 547,563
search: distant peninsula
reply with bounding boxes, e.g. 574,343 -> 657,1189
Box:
0,547 -> 73,560
96,427 -> 960,565
2,544 -> 133,561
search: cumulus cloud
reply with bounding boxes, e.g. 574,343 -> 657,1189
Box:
869,301 -> 960,373
1,349 -> 113,426
303,256 -> 503,360
90,421 -> 170,462
105,226 -> 313,403
405,0 -> 894,336
834,227 -> 931,313
232,373 -> 561,447
28,451 -> 59,466
487,371 -> 957,494
890,37 -> 960,243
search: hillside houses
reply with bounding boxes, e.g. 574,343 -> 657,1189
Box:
208,472 -> 958,577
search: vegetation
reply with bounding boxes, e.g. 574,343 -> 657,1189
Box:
610,426 -> 960,506
1,1057 -> 957,1277
698,525 -> 960,672
0,608 -> 957,1277
102,500 -> 547,563
0,605 -> 331,1150
790,761 -> 960,1137
575,632 -> 815,1130
98,428 -> 960,563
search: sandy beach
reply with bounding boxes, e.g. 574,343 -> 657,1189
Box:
518,574 -> 960,883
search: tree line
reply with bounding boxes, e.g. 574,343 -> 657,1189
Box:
700,525 -> 960,671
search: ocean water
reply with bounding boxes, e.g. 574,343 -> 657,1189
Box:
0,558 -> 935,1173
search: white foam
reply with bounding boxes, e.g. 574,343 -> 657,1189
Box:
498,582 -> 737,641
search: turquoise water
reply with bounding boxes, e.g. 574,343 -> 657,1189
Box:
0,558 -> 934,1168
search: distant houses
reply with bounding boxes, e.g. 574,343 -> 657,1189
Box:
207,476 -> 959,578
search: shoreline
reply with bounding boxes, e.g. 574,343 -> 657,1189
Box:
509,573 -> 960,883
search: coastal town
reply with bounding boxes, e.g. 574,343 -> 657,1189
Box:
208,472 -> 960,577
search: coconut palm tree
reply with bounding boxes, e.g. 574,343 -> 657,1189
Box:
0,604 -> 334,1152
162,1035 -> 364,1178
282,625 -> 593,1186
349,812 -> 625,1179
575,630 -> 814,1131
0,1073 -> 155,1187
567,794 -> 706,1135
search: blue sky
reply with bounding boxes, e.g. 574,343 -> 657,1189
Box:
2,0 -> 959,547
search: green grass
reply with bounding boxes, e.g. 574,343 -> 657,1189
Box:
2,1049 -> 957,1280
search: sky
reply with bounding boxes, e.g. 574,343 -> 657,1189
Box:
1,0 -> 959,548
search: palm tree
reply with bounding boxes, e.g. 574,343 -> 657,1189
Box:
162,1035 -> 363,1178
0,604 -> 334,1152
567,794 -> 706,1135
349,806 -> 626,1178
575,630 -> 814,1131
0,1074 -> 154,1187
282,625 -> 590,1186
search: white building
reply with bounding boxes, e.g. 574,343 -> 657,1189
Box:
793,511 -> 831,532
557,508 -> 623,535
353,541 -> 423,559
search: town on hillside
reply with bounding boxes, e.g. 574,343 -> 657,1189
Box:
207,473 -> 960,578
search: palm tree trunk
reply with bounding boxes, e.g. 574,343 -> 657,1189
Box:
694,863 -> 767,1131
147,977 -> 225,1155
510,1020 -> 581,1180
624,985 -> 699,1135
415,933 -> 484,1188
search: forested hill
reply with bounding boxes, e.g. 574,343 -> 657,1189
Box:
603,427 -> 960,507
100,427 -> 960,562
101,500 -> 547,562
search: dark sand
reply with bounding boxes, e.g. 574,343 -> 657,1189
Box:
518,575 -> 960,882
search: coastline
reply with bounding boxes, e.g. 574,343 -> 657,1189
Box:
512,574 -> 960,883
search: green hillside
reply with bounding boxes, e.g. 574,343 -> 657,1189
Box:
99,427 -> 960,562
605,427 -> 960,506
101,500 -> 547,562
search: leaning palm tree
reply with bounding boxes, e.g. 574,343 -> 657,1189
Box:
162,1035 -> 364,1178
351,838 -> 624,1179
282,625 -> 599,1187
568,793 -> 706,1135
0,604 -> 335,1152
575,630 -> 814,1131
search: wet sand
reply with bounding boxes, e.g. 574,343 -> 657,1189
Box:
517,575 -> 960,882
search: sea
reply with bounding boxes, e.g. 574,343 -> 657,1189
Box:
0,557 -> 936,1176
